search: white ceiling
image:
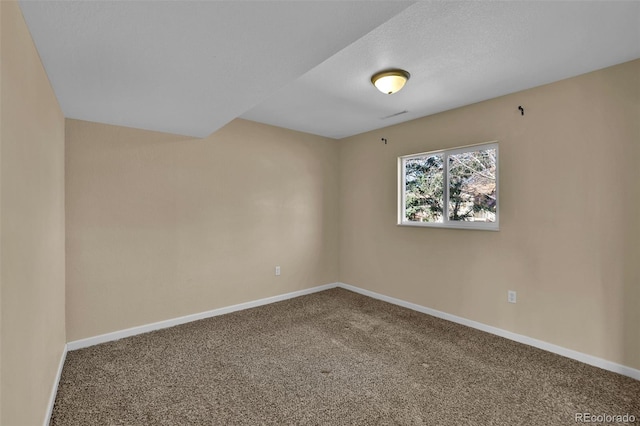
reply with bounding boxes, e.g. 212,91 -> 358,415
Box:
20,1 -> 640,140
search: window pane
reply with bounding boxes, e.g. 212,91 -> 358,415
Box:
448,148 -> 497,222
404,154 -> 444,223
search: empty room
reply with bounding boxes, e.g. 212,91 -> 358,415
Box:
1,0 -> 639,424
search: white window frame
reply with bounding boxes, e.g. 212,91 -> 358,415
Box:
398,141 -> 499,231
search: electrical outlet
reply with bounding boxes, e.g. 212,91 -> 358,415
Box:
508,290 -> 517,304
275,266 -> 281,276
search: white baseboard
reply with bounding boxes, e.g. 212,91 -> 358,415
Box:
67,283 -> 339,351
44,343 -> 67,426
337,282 -> 640,381
64,280 -> 639,381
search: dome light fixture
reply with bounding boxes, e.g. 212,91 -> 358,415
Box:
371,69 -> 410,94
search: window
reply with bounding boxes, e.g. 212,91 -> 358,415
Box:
398,142 -> 498,230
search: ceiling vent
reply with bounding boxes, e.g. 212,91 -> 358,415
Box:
381,110 -> 408,120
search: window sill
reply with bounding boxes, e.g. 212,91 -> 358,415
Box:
397,221 -> 499,231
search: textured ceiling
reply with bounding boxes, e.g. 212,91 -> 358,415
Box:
20,1 -> 640,139
19,1 -> 411,137
243,1 -> 640,138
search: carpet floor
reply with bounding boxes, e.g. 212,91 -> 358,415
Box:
51,288 -> 639,425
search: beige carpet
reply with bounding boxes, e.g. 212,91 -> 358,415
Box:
51,288 -> 639,425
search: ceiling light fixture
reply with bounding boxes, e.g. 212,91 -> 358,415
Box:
371,69 -> 410,94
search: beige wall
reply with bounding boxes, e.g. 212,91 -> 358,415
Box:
66,61 -> 639,372
0,1 -> 3,420
1,3 -> 636,420
66,118 -> 339,341
1,1 -> 67,424
339,59 -> 640,370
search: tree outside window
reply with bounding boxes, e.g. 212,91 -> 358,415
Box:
399,142 -> 498,230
